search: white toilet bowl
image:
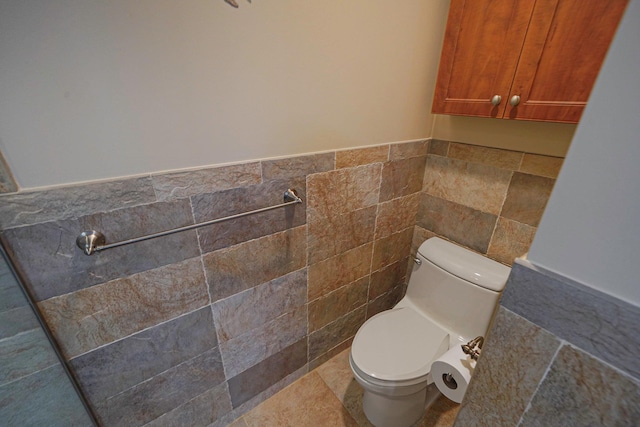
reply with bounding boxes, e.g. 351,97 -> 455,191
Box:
349,237 -> 511,427
349,306 -> 450,426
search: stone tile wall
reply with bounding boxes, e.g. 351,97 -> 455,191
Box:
0,140 -> 426,426
0,137 -> 565,425
455,260 -> 640,426
0,249 -> 93,426
416,140 -> 563,266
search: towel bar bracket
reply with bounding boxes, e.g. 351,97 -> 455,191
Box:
76,188 -> 303,256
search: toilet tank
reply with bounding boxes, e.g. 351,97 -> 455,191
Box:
401,237 -> 511,342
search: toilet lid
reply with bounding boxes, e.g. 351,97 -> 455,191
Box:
351,307 -> 449,382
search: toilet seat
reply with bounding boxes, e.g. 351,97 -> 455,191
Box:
351,307 -> 450,383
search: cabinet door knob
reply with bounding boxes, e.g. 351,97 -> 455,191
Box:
510,95 -> 521,106
491,95 -> 502,106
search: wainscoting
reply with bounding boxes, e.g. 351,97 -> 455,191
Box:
0,138 -> 562,425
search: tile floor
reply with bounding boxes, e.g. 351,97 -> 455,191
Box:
228,348 -> 460,427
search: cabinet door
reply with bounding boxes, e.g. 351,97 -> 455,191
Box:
505,0 -> 628,123
432,0 -> 536,118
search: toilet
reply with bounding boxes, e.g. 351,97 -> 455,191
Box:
349,237 -> 510,427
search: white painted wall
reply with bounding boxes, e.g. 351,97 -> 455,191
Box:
1,0 -> 581,190
431,115 -> 574,158
528,0 -> 640,307
0,0 -> 450,189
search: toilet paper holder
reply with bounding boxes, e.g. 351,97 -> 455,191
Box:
441,336 -> 485,391
461,336 -> 484,361
442,373 -> 458,390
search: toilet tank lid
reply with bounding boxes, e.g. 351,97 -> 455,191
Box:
418,237 -> 511,292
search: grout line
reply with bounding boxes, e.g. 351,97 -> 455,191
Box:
68,303 -> 211,360
305,172 -> 311,364
486,169 -> 515,258
515,340 -> 564,426
189,194 -> 215,307
0,361 -> 60,389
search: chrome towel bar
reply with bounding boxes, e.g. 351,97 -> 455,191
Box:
76,188 -> 303,256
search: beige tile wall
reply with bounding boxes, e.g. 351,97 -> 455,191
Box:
416,140 -> 563,265
307,141 -> 427,368
0,137 -> 564,425
0,140 -> 428,425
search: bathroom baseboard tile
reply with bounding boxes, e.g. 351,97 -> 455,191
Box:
502,259 -> 640,381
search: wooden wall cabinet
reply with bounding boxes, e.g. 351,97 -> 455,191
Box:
432,0 -> 628,123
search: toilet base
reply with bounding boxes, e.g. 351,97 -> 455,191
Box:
361,383 -> 442,427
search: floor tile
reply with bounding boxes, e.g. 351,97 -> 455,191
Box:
226,418 -> 248,427
238,347 -> 460,427
315,348 -> 372,427
419,395 -> 460,427
242,371 -> 359,427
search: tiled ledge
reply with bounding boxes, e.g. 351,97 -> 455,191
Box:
501,258 -> 640,381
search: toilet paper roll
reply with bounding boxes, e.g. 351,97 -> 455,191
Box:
431,346 -> 476,403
